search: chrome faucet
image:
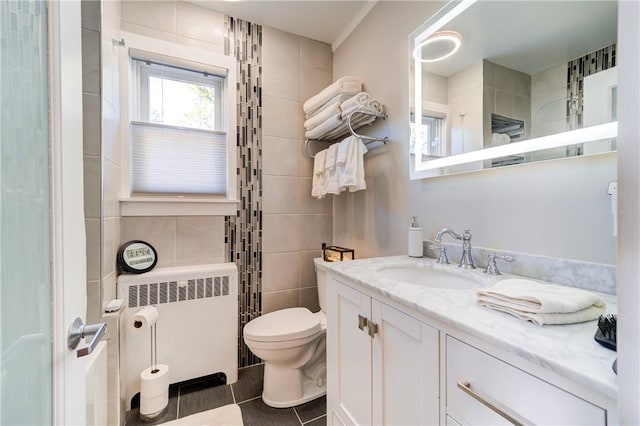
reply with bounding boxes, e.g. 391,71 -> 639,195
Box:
434,228 -> 476,269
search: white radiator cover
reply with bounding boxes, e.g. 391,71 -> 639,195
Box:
118,263 -> 238,410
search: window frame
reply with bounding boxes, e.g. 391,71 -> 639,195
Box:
134,59 -> 224,130
118,32 -> 237,216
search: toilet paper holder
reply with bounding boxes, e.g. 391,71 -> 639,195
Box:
67,317 -> 107,358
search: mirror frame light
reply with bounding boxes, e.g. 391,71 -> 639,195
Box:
410,0 -> 619,179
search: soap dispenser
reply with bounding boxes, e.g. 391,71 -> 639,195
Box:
408,216 -> 423,258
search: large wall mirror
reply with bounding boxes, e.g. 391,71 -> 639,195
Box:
409,0 -> 618,179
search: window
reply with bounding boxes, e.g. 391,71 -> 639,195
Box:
119,33 -> 237,216
132,60 -> 227,195
410,113 -> 447,158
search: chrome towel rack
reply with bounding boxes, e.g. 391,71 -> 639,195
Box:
304,110 -> 389,158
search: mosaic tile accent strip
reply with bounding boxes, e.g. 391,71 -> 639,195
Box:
567,43 -> 616,131
224,16 -> 263,368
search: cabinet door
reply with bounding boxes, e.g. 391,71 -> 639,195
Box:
372,301 -> 440,426
327,279 -> 372,426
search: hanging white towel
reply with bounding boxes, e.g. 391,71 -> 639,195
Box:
336,136 -> 354,167
348,139 -> 368,192
325,144 -> 341,195
311,149 -> 328,199
325,143 -> 339,171
304,101 -> 341,131
305,113 -> 343,140
313,148 -> 327,176
337,136 -> 359,188
476,279 -> 606,326
303,76 -> 363,115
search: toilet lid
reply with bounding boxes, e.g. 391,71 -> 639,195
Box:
244,307 -> 321,342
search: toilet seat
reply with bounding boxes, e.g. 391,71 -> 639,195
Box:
244,307 -> 321,342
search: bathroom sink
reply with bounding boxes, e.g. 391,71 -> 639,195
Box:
376,264 -> 482,290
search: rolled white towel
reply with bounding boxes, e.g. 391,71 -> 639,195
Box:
304,101 -> 340,131
342,99 -> 384,120
305,113 -> 343,140
303,76 -> 362,115
340,92 -> 371,115
305,93 -> 354,119
476,279 -> 606,326
322,114 -> 376,140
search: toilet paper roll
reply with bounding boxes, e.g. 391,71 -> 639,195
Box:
140,364 -> 170,416
128,306 -> 158,334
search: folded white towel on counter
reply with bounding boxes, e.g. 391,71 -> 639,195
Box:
304,101 -> 341,131
476,279 -> 606,326
305,113 -> 343,140
303,76 -> 363,115
311,149 -> 328,199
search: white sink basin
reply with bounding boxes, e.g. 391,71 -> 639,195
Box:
377,264 -> 482,290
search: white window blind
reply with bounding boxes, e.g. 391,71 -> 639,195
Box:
131,122 -> 228,195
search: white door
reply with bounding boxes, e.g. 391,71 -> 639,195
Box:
1,1 -> 88,424
327,279 -> 372,426
371,300 -> 440,426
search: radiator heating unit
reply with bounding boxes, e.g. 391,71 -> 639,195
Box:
118,263 -> 238,410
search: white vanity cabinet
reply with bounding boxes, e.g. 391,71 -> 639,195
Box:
325,266 -> 616,426
446,337 -> 606,425
326,276 -> 440,426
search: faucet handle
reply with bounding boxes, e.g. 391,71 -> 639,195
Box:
483,252 -> 514,275
435,245 -> 450,264
428,244 -> 450,264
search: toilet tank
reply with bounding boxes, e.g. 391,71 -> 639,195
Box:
313,258 -> 327,312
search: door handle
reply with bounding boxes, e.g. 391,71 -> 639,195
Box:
358,314 -> 367,331
67,317 -> 107,358
456,380 -> 526,425
367,320 -> 379,338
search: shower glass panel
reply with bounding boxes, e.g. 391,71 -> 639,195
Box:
0,1 -> 52,424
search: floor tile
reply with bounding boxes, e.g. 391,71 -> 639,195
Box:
238,397 -> 300,426
178,379 -> 234,418
294,395 -> 326,423
231,364 -> 264,403
125,386 -> 179,426
303,414 -> 327,425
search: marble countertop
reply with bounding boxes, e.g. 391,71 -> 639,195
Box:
319,255 -> 618,400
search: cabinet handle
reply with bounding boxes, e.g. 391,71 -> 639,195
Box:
456,380 -> 526,426
367,320 -> 378,338
358,314 -> 367,331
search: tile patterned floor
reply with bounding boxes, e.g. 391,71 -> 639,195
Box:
125,364 -> 327,425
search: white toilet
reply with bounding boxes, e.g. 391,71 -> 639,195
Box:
243,258 -> 327,408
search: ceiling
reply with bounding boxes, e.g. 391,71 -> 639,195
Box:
189,0 -> 377,49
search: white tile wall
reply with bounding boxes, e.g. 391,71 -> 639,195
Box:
262,27 -> 332,313
117,0 -> 332,318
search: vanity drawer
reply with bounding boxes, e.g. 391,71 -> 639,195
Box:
446,336 -> 605,425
